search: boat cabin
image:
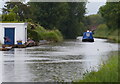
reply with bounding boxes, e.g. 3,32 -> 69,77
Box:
82,31 -> 94,42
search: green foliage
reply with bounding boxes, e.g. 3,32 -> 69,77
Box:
93,2 -> 120,43
83,14 -> 104,34
94,24 -> 120,43
86,14 -> 104,28
76,54 -> 118,82
2,2 -> 86,39
2,12 -> 20,22
43,30 -> 63,42
27,29 -> 40,42
2,2 -> 31,21
27,23 -> 63,42
79,22 -> 87,35
28,2 -> 69,29
99,2 -> 120,29
28,2 -> 86,39
94,24 -> 108,38
2,4 -> 21,22
27,23 -> 45,41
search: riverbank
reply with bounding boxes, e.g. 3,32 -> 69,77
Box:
27,23 -> 63,43
94,24 -> 120,43
74,52 -> 118,82
0,23 -> 63,50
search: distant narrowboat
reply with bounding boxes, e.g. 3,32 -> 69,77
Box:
82,31 -> 94,42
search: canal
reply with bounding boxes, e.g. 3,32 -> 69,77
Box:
0,37 -> 119,82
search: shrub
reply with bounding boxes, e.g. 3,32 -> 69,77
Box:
27,23 -> 63,42
94,24 -> 120,43
27,29 -> 40,42
2,12 -> 20,22
43,30 -> 63,42
94,24 -> 108,38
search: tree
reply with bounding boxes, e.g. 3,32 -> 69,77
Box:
3,2 -> 86,39
28,2 -> 69,29
2,5 -> 20,22
99,2 -> 120,29
84,14 -> 104,31
2,2 -> 31,21
28,2 -> 86,39
63,2 -> 86,38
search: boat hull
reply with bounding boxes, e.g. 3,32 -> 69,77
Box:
82,39 -> 94,42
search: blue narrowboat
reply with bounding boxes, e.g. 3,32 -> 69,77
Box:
82,31 -> 94,42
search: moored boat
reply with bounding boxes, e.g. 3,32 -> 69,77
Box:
0,47 -> 12,51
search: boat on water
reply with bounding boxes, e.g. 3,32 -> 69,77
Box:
82,30 -> 94,42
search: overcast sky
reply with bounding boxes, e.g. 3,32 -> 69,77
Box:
85,2 -> 106,15
0,0 -> 106,15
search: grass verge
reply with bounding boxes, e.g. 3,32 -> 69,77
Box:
74,52 -> 118,82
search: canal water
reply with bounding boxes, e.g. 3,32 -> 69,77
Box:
0,37 -> 119,82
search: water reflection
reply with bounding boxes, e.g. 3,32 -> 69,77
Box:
1,37 -> 119,82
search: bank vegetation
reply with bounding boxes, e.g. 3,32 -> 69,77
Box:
73,52 -> 118,83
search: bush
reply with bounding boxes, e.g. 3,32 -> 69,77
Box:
27,23 -> 63,42
2,12 -> 20,22
43,30 -> 63,42
94,24 -> 108,38
27,29 -> 40,42
94,24 -> 120,43
53,29 -> 63,41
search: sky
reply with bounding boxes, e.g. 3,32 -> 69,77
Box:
85,0 -> 106,15
0,0 -> 106,15
85,2 -> 106,15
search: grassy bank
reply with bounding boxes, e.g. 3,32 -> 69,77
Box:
27,23 -> 63,42
74,52 -> 118,82
94,24 -> 120,43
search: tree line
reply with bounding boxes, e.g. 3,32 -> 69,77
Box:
88,2 -> 120,43
81,2 -> 120,33
99,2 -> 120,29
2,1 -> 119,40
2,2 -> 87,39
